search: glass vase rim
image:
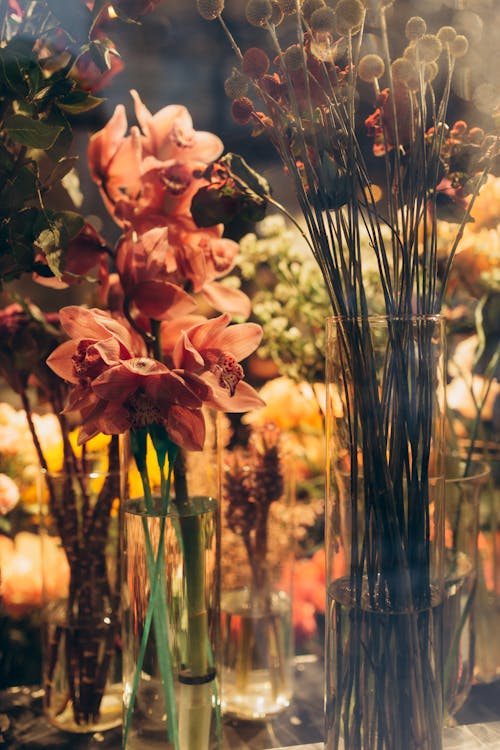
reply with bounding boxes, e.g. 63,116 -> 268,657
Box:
445,455 -> 491,484
326,312 -> 443,324
40,466 -> 122,479
123,494 -> 217,519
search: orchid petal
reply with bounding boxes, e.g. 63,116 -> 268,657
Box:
201,282 -> 252,318
165,406 -> 205,451
46,340 -> 79,383
203,373 -> 266,412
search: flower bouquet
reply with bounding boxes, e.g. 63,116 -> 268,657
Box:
42,89 -> 265,748
194,1 -> 500,747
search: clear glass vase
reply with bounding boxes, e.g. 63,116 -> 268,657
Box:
471,444 -> 500,684
121,415 -> 220,750
443,455 -> 489,722
220,425 -> 294,720
324,315 -> 446,750
39,437 -> 122,733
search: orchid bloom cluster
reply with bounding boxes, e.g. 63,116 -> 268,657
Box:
47,94 -> 264,452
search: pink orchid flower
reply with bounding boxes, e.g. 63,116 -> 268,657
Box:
130,89 -> 223,166
90,357 -> 212,450
88,91 -> 223,223
166,216 -> 251,317
115,227 -> 197,320
171,313 -> 265,412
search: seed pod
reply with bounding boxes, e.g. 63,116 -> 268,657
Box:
224,70 -> 249,99
231,97 -> 255,124
451,34 -> 469,58
302,0 -> 325,23
391,57 -> 416,83
437,26 -> 457,45
242,47 -> 271,78
277,0 -> 299,14
416,34 -> 442,62
335,0 -> 364,36
271,0 -> 284,24
197,0 -> 224,20
310,5 -> 336,33
358,53 -> 385,83
246,0 -> 274,26
405,16 -> 426,40
423,61 -> 438,83
284,44 -> 304,70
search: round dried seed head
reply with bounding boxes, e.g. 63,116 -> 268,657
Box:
231,97 -> 255,124
246,0 -> 273,26
224,70 -> 249,99
310,5 -> 336,33
451,34 -> 469,58
335,0 -> 364,35
358,53 -> 385,82
271,0 -> 284,24
416,34 -> 442,62
437,26 -> 457,45
277,0 -> 298,14
197,0 -> 224,20
284,44 -> 304,70
423,60 -> 439,82
242,47 -> 271,78
391,56 -> 416,83
302,0 -> 325,23
405,16 -> 426,40
403,43 -> 417,62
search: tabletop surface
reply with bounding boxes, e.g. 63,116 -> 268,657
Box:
1,657 -> 500,749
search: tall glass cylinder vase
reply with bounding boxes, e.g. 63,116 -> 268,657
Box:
324,315 -> 446,750
39,436 -> 122,733
443,456 -> 489,722
121,414 -> 220,750
220,425 -> 294,720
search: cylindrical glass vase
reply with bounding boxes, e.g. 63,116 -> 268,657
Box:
121,414 -> 220,750
325,315 -> 446,750
443,455 -> 489,722
220,424 -> 294,720
472,444 -> 500,684
39,437 -> 122,733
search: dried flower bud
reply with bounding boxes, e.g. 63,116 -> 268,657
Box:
423,61 -> 438,83
231,97 -> 255,124
358,53 -> 384,83
403,43 -> 417,63
277,0 -> 298,14
224,69 -> 249,99
246,0 -> 273,26
416,34 -> 442,63
302,0 -> 325,23
271,0 -> 284,24
309,6 -> 335,33
468,126 -> 485,145
335,0 -> 364,35
405,16 -> 426,41
391,57 -> 416,83
451,120 -> 467,136
284,44 -> 304,71
242,47 -> 271,78
197,0 -> 224,20
451,35 -> 468,58
437,26 -> 457,45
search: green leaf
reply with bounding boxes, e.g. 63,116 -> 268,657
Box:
33,210 -> 84,278
5,114 -> 63,149
221,152 -> 272,200
57,90 -> 105,114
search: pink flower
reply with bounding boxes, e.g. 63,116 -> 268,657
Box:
115,227 -> 197,320
165,216 -> 251,316
171,313 -> 265,411
0,474 -> 20,515
91,357 -> 212,450
88,91 -> 223,223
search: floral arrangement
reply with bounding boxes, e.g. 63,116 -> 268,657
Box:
0,0 -> 265,740
194,0 -> 500,747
